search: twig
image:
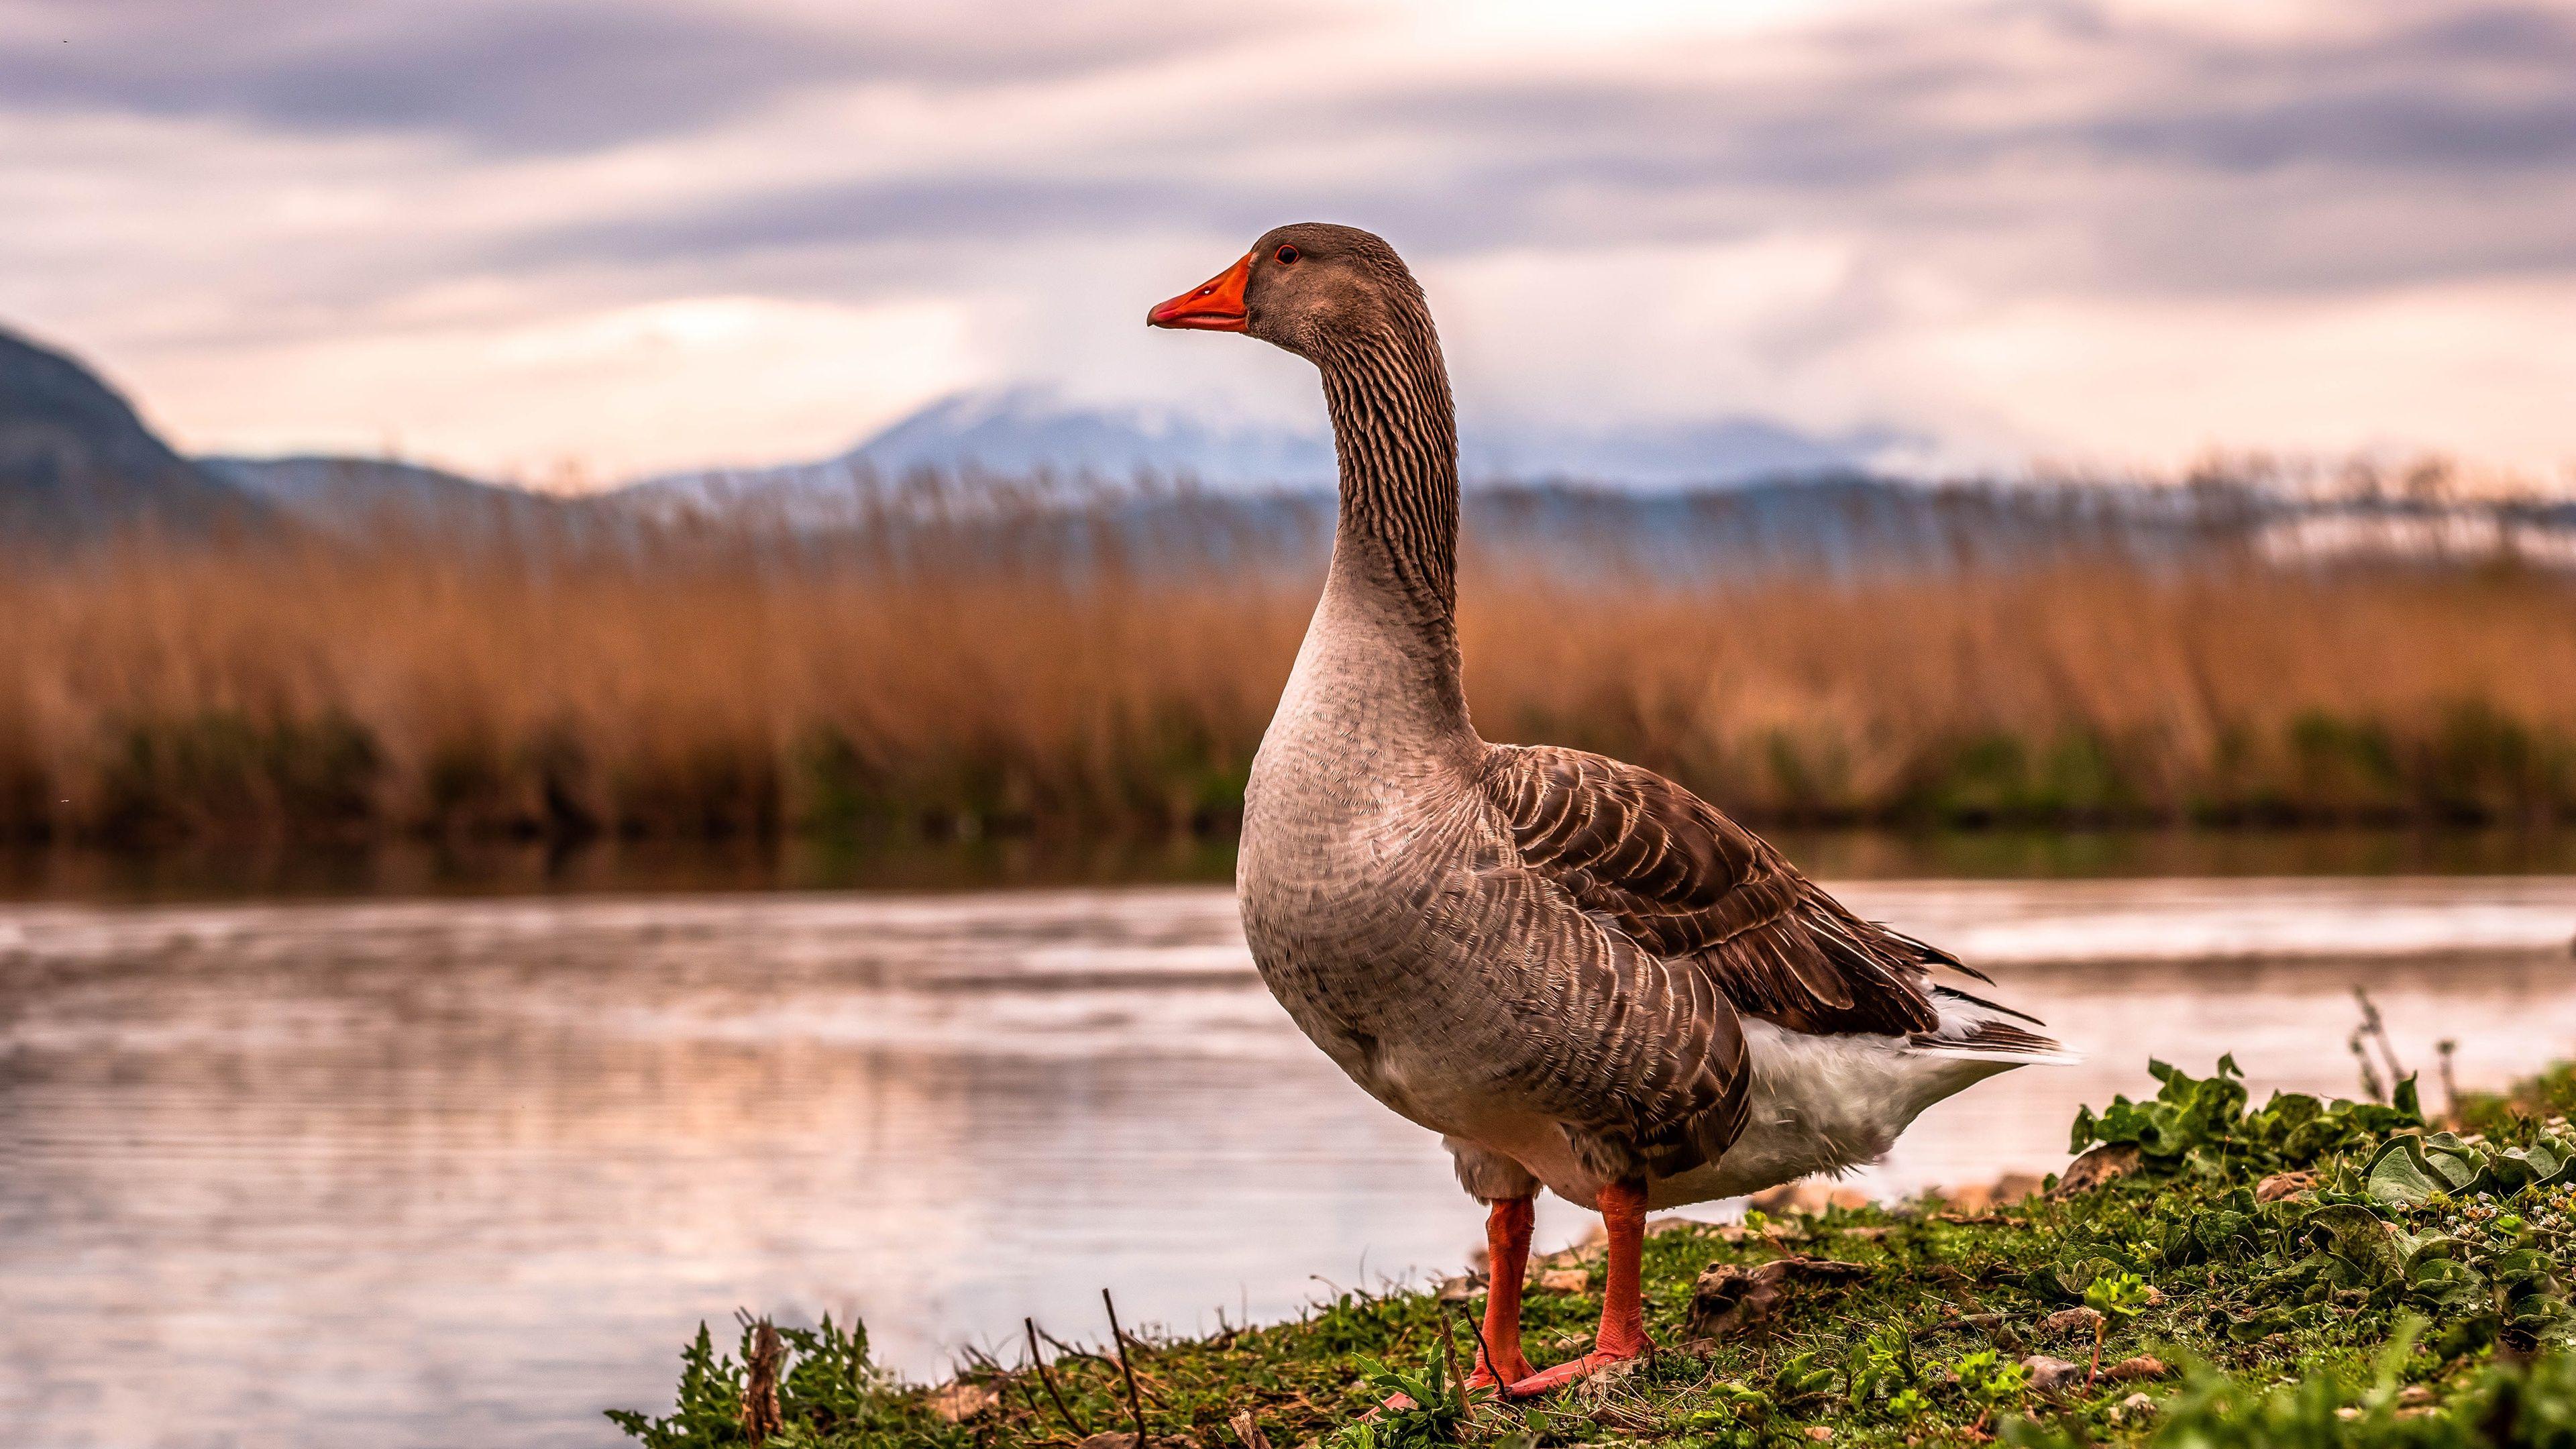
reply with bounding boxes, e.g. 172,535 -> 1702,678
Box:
2352,987 -> 2408,1093
1026,1317 -> 1087,1438
1104,1288 -> 1148,1449
2349,1029 -> 2387,1104
1437,1311 -> 1464,1409
735,1311 -> 785,1446
1453,1303 -> 1496,1388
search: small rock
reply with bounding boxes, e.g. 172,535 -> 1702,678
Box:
2052,1142 -> 2143,1198
1840,1225 -> 1890,1240
1230,1409 -> 1273,1449
1747,1184 -> 1803,1214
1748,1182 -> 1870,1215
1805,1427 -> 1836,1441
1646,1216 -> 1705,1237
2023,1356 -> 2084,1395
1436,1275 -> 1481,1303
1534,1268 -> 1591,1294
2337,1407 -> 2365,1421
2117,1393 -> 2157,1419
2398,1386 -> 2434,1407
1940,1183 -> 1997,1214
2143,1285 -> 2167,1306
2106,1356 -> 2170,1383
2255,1171 -> 2318,1203
2041,1307 -> 2105,1337
927,1381 -> 998,1424
2397,1407 -> 2434,1419
1990,1173 -> 2048,1203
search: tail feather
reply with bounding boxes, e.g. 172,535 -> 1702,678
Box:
1911,985 -> 2082,1065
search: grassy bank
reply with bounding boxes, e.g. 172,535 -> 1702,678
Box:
608,1059 -> 2576,1448
6,490 -> 2576,843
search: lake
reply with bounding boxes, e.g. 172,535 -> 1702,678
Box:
5,861 -> 2574,1448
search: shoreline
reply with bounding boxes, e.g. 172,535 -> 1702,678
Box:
611,1063 -> 2576,1447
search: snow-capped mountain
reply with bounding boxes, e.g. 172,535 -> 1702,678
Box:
621,387 -> 1909,512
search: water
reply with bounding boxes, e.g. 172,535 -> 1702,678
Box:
5,873 -> 2575,1449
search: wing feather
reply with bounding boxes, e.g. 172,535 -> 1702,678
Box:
1483,744 -> 1945,1037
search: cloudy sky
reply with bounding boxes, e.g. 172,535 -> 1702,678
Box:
3,0 -> 2573,486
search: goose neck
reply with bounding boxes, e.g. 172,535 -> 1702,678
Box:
1306,323 -> 1470,738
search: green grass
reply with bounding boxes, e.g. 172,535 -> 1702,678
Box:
612,1061 -> 2576,1448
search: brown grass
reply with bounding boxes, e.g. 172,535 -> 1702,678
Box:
3,494 -> 2573,843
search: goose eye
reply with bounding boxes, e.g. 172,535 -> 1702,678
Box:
1274,244 -> 1300,265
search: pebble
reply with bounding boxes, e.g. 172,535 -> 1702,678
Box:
2041,1306 -> 2104,1336
2023,1355 -> 2085,1395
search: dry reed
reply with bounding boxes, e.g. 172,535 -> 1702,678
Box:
3,487 -> 2571,843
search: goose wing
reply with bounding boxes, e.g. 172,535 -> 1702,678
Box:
1482,744 -> 1951,1037
1442,859 -> 1754,1182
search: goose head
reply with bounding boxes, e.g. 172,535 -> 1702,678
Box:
1146,223 -> 1426,362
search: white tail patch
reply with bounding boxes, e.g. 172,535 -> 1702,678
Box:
1912,985 -> 2083,1065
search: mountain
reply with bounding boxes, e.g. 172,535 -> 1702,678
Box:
0,326 -> 264,539
1458,417 -> 1907,488
853,388 -> 1337,484
202,453 -> 565,535
621,388 -> 1909,515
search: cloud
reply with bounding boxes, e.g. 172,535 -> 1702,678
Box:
0,0 -> 1287,154
2,0 -> 2573,476
483,0 -> 2576,300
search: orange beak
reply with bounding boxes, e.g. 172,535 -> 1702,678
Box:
1146,252 -> 1252,331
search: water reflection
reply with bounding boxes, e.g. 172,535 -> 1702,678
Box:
3,877 -> 2573,1448
9,826 -> 2576,905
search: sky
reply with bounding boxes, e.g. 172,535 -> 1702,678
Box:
2,0 -> 2573,487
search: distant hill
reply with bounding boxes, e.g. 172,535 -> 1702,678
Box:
0,326 -> 263,539
203,453 -> 567,535
10,321 -> 2569,574
621,387 -> 1908,515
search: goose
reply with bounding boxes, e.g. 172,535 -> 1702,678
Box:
1148,223 -> 2071,1398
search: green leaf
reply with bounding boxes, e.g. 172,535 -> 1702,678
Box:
2303,1203 -> 2406,1283
2365,1136 -> 2445,1208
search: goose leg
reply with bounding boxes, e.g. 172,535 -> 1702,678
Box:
1466,1195 -> 1537,1389
1503,1179 -> 1651,1397
1374,1195 -> 1537,1415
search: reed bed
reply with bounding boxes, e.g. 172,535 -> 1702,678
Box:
3,485 -> 2572,843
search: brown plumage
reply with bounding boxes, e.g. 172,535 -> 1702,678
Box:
1150,221 -> 2065,1397
1485,743 -> 1948,1038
